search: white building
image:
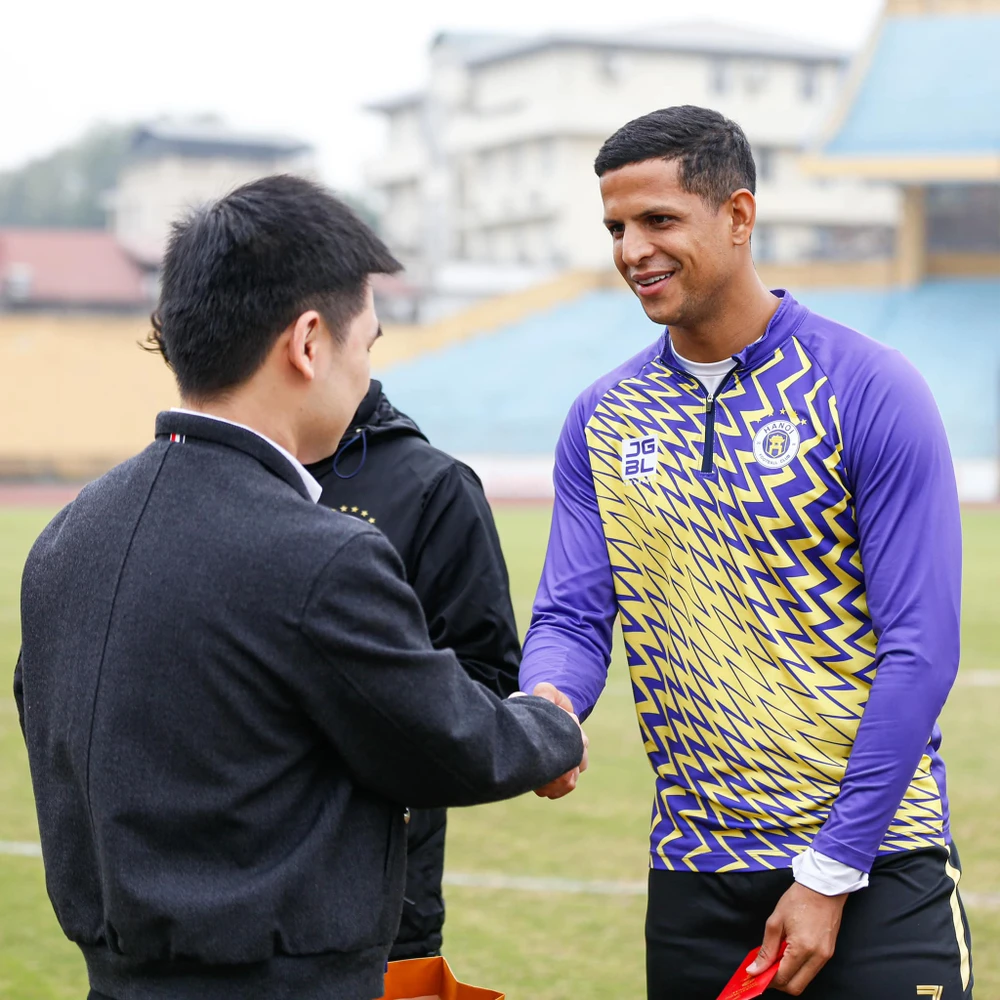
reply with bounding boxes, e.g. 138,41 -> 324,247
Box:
366,23 -> 899,319
111,118 -> 316,266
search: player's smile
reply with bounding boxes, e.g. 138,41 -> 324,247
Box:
631,268 -> 679,298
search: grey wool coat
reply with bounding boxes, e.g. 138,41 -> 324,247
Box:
15,410 -> 582,1000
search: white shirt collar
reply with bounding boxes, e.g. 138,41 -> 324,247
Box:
669,333 -> 766,373
170,408 -> 323,504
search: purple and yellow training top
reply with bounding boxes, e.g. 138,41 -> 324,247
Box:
520,290 -> 962,875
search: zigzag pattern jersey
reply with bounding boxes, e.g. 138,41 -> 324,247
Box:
521,291 -> 963,874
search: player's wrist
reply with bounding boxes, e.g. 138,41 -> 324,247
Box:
793,847 -> 869,896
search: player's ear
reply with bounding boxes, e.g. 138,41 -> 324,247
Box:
730,190 -> 756,247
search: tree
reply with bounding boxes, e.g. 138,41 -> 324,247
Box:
0,123 -> 132,228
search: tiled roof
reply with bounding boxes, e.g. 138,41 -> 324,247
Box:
0,229 -> 149,308
131,120 -> 312,159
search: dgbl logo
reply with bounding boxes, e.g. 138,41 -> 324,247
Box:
622,434 -> 659,482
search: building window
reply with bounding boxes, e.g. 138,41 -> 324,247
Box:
478,149 -> 493,182
927,184 -> 1000,252
800,63 -> 819,101
744,61 -> 769,95
752,225 -> 774,264
599,50 -> 626,82
538,138 -> 555,176
4,262 -> 34,302
755,147 -> 776,183
710,58 -> 731,95
508,144 -> 522,180
811,225 -> 894,261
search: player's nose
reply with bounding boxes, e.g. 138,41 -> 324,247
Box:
620,225 -> 656,268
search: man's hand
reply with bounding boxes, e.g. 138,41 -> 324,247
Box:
747,882 -> 847,995
529,683 -> 588,799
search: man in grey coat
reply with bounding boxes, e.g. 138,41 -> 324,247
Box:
14,175 -> 585,1000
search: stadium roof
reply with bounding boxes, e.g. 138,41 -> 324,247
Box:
366,22 -> 846,114
0,229 -> 150,310
807,8 -> 1000,180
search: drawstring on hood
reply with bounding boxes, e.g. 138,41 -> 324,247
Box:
333,429 -> 369,480
309,378 -> 427,483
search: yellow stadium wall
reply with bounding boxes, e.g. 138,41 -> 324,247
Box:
0,315 -> 180,479
0,271 -> 608,479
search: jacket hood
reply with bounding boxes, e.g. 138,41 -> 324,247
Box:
309,380 -> 427,482
345,380 -> 425,443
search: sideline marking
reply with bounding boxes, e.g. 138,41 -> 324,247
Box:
3,844 -> 998,910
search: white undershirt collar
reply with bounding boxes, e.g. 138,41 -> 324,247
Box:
669,334 -> 764,397
170,408 -> 323,504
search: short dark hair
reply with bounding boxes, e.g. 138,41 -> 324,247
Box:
148,174 -> 401,399
594,105 -> 756,208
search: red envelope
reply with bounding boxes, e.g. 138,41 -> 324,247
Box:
715,942 -> 788,1000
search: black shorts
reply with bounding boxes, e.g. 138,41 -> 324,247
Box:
646,844 -> 973,999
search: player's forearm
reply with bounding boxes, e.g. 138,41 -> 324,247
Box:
520,618 -> 611,718
811,640 -> 958,872
817,350 -> 963,872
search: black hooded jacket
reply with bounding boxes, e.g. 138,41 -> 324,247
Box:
306,381 -> 521,958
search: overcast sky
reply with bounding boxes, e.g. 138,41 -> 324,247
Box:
0,0 -> 883,191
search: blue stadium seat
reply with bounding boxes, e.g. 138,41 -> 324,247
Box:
381,279 -> 1000,461
798,280 -> 1000,460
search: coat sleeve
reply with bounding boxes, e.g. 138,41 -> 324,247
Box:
810,349 -> 962,872
405,464 -> 521,698
297,528 -> 583,808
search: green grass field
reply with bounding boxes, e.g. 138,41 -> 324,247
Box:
1,505 -> 998,999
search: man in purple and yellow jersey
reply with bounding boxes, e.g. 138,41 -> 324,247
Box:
520,106 -> 973,998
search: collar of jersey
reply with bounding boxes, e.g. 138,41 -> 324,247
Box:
658,288 -> 807,381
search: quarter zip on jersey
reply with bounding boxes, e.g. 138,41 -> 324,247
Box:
702,394 -> 718,473
689,366 -> 739,474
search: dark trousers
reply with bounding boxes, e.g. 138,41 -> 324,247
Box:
389,806 -> 447,961
646,845 -> 973,999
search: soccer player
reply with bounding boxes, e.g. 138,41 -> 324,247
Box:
519,106 -> 973,997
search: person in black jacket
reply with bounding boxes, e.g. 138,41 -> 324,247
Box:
14,175 -> 585,1000
307,380 -> 520,960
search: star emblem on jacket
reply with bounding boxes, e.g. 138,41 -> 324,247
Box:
334,504 -> 375,525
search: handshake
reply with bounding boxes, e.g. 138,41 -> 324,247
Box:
511,682 -> 590,800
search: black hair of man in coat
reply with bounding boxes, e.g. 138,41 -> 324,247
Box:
307,379 -> 520,960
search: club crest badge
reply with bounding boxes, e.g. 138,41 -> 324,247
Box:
621,434 -> 659,482
752,419 -> 800,469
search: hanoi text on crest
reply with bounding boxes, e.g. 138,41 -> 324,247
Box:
622,434 -> 659,482
752,419 -> 801,470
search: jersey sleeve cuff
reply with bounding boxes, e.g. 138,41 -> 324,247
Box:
792,847 -> 869,896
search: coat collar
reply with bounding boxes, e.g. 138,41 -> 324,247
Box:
154,411 -> 314,502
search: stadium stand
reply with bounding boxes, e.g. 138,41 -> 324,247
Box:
378,279 -> 1000,464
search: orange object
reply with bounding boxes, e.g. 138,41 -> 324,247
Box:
378,956 -> 504,1000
